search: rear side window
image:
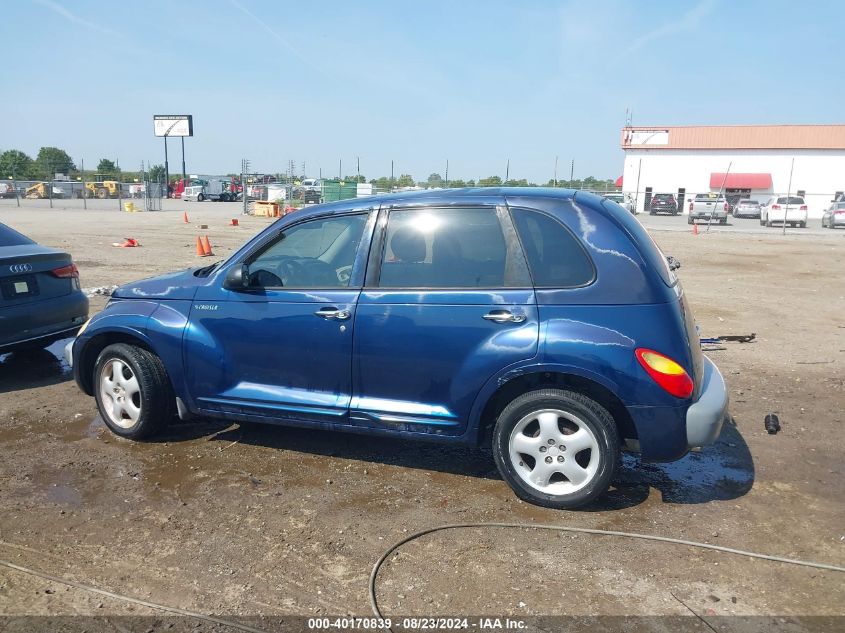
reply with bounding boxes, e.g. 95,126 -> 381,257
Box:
511,208 -> 594,288
0,223 -> 34,247
777,197 -> 804,205
378,207 -> 511,288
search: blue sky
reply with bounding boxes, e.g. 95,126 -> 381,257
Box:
1,0 -> 842,181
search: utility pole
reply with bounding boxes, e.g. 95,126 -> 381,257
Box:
80,158 -> 86,209
570,159 -> 575,189
554,156 -> 558,187
11,161 -> 20,208
783,157 -> 795,236
241,158 -> 250,215
390,160 -> 394,191
48,161 -> 53,209
338,159 -> 342,180
357,156 -> 360,183
445,159 -> 449,188
505,159 -> 509,183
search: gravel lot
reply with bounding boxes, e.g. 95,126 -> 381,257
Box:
1,198 -> 843,627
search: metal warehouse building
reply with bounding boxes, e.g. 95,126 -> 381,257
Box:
620,124 -> 845,218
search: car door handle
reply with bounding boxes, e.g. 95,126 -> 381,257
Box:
315,307 -> 351,320
482,310 -> 526,324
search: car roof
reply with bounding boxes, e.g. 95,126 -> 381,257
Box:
287,187 -> 580,221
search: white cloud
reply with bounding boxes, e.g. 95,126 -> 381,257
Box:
33,0 -> 120,37
620,0 -> 718,57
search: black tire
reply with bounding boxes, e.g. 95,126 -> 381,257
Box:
799,221 -> 806,228
93,343 -> 174,440
649,211 -> 656,216
96,188 -> 108,199
765,219 -> 772,227
687,216 -> 694,225
197,193 -> 205,202
491,389 -> 620,509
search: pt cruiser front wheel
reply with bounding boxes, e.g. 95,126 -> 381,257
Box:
492,389 -> 619,509
94,343 -> 174,439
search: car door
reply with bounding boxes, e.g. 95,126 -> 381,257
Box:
351,204 -> 539,436
184,210 -> 376,424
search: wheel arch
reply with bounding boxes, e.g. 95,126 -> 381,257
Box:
77,329 -> 156,395
474,369 -> 637,448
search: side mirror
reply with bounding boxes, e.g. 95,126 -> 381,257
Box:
224,263 -> 250,290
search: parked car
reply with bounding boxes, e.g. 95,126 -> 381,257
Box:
688,193 -> 728,224
732,199 -> 761,219
0,182 -> 16,199
822,201 -> 845,229
760,196 -> 807,228
0,222 -> 88,353
66,188 -> 727,510
649,193 -> 678,215
601,192 -> 635,214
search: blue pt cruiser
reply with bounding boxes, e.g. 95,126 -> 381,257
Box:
68,188 -> 728,509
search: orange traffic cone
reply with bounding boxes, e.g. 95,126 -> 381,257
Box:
183,211 -> 189,224
201,235 -> 214,256
692,222 -> 699,235
196,236 -> 209,257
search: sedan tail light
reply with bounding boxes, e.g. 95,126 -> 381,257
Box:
688,202 -> 693,211
771,204 -> 781,210
799,205 -> 807,211
724,202 -> 728,211
50,263 -> 79,279
635,348 -> 694,399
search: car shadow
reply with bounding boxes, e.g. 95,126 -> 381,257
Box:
158,414 -> 754,510
0,340 -> 74,394
592,416 -> 754,510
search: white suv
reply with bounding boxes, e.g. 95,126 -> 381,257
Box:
760,196 -> 807,228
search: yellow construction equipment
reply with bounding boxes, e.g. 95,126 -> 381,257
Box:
85,180 -> 120,199
25,182 -> 49,199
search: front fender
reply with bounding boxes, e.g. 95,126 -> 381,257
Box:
72,300 -> 190,398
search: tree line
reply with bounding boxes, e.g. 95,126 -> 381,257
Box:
1,147 -> 615,191
0,147 -> 166,183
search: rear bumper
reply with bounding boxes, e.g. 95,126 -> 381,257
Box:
0,323 -> 82,353
0,291 -> 88,353
686,356 -> 729,448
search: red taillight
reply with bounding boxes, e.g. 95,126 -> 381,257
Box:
51,263 -> 79,279
635,348 -> 694,399
688,202 -> 693,211
799,205 -> 807,211
771,204 -> 781,210
724,202 -> 728,211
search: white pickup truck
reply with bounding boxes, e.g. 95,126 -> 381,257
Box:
688,193 -> 728,225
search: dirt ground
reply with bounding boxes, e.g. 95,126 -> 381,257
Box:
0,200 -> 843,629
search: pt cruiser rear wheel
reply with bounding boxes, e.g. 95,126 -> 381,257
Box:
94,343 -> 174,440
492,389 -> 619,509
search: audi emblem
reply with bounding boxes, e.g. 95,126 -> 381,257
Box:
9,263 -> 32,274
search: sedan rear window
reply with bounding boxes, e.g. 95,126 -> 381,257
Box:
0,223 -> 34,247
776,197 -> 804,205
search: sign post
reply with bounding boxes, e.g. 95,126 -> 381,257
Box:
153,115 -> 193,198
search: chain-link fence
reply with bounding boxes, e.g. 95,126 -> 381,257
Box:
0,178 -> 164,211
